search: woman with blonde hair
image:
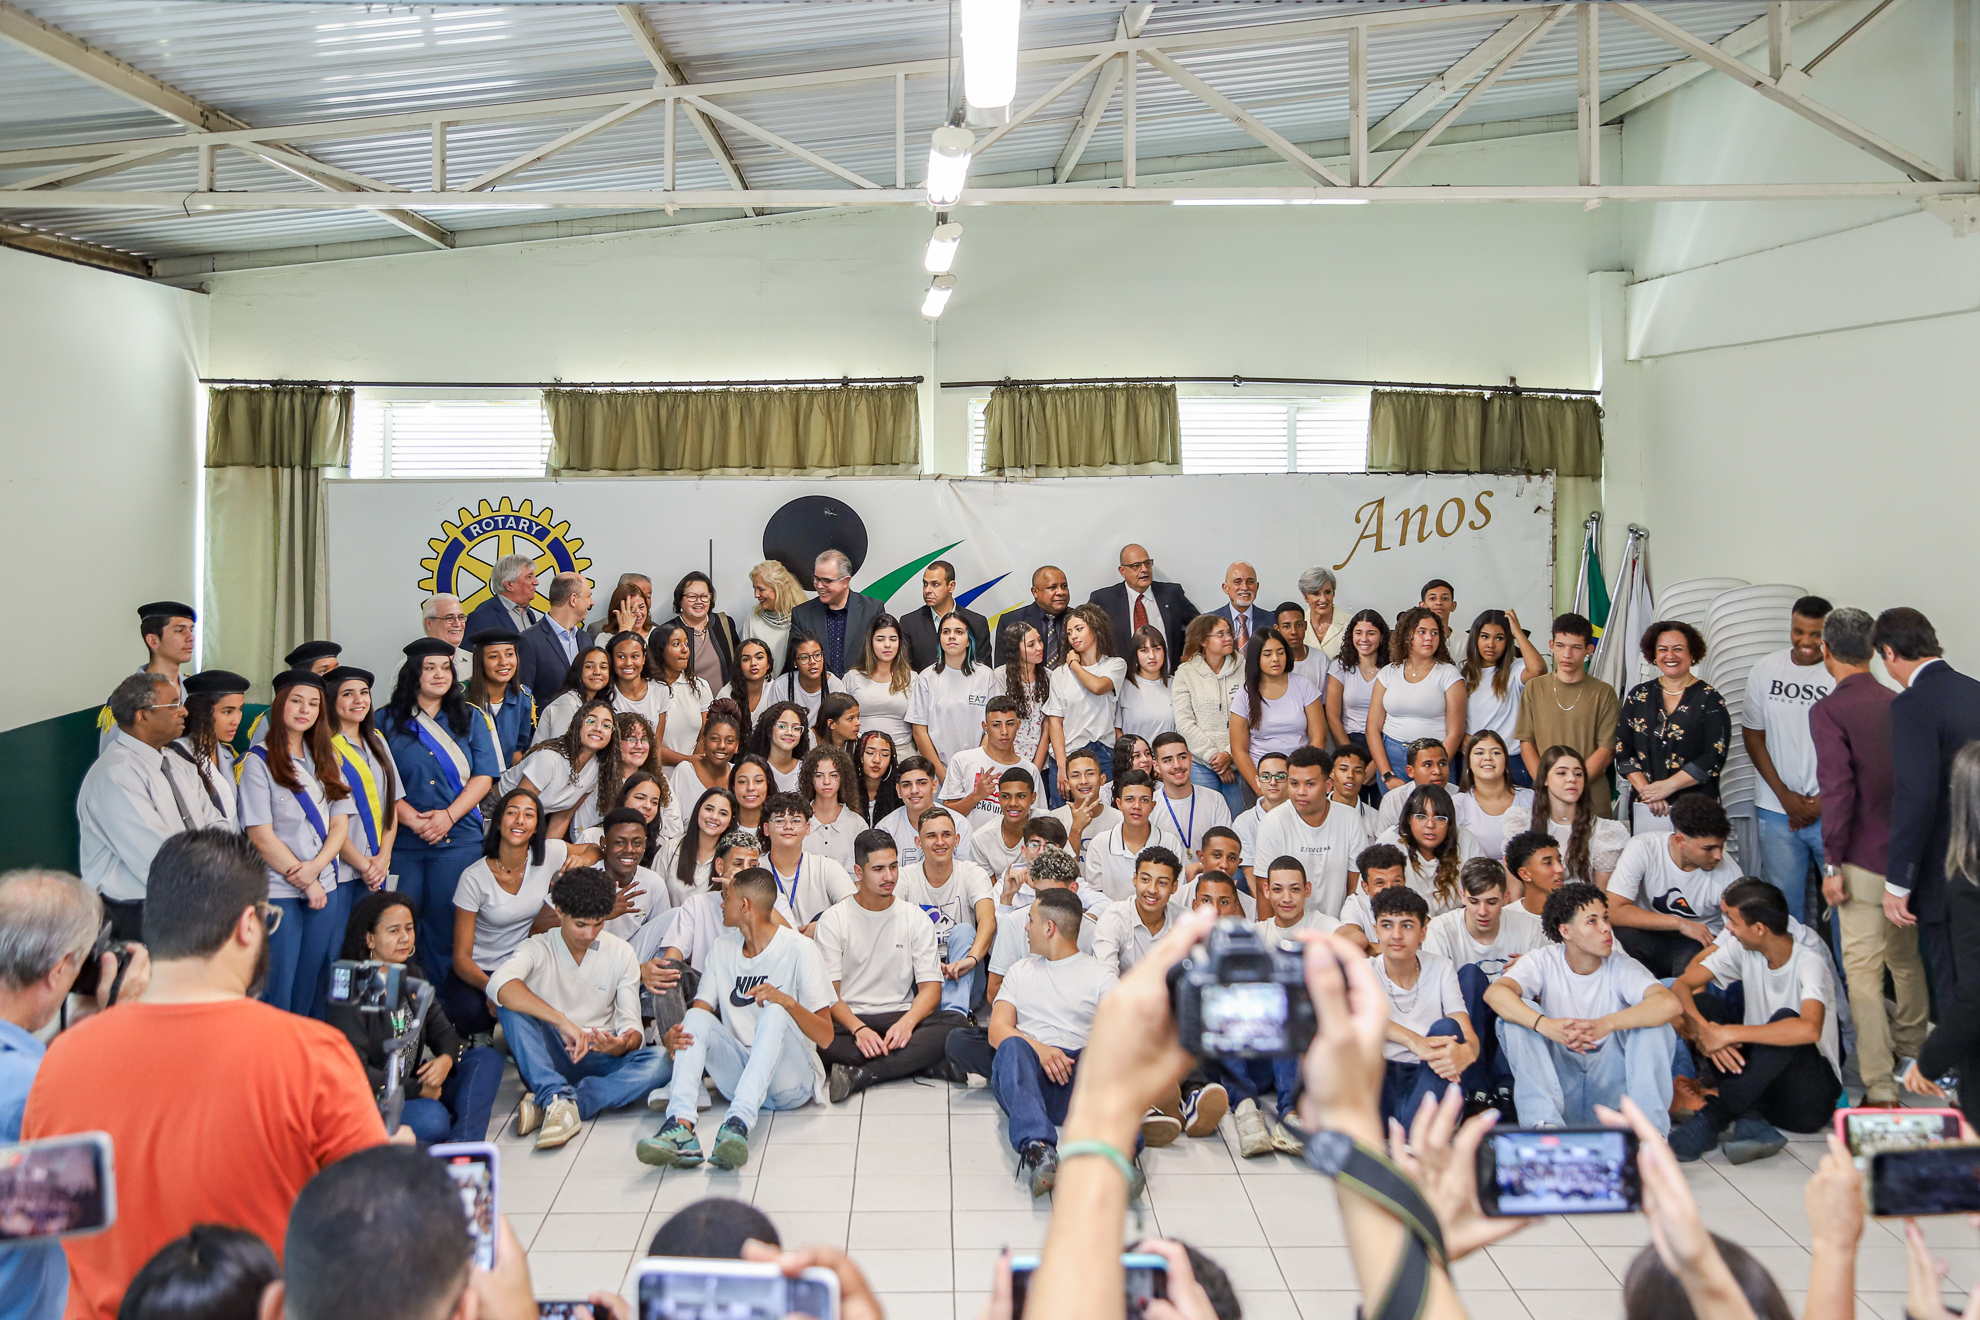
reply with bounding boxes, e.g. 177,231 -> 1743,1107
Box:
745,559 -> 807,672
1172,613 -> 1245,813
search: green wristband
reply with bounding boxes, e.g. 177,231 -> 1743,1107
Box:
1056,1139 -> 1139,1189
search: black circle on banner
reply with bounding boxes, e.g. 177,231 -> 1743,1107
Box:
762,496 -> 869,586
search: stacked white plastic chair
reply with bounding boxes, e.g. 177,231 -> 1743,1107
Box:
1701,584 -> 1805,874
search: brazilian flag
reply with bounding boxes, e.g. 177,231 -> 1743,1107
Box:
1584,521 -> 1610,638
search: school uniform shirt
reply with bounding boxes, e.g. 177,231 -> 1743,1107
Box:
453,839 -> 570,972
1607,833 -> 1741,935
1742,648 -> 1833,814
659,675 -> 716,757
1257,910 -> 1342,946
1698,937 -> 1842,1074
1375,827 -> 1487,918
480,686 -> 538,767
77,730 -> 202,902
812,896 -> 943,1015
657,888 -> 796,971
604,864 -> 673,947
906,663 -> 999,766
1229,674 -> 1323,759
165,736 -> 240,832
1115,675 -> 1177,743
610,680 -> 670,738
1500,805 -> 1632,881
486,929 -> 642,1036
534,691 -> 588,743
973,816 -> 1043,881
1426,907 -> 1545,979
897,860 -> 995,946
996,951 -> 1117,1050
1044,657 -> 1128,752
1453,788 -> 1534,860
1329,660 -> 1380,737
1503,944 -> 1661,1021
843,670 -> 916,754
238,746 -> 357,901
380,706 -> 502,849
990,896 -> 1097,970
1252,799 -> 1368,916
1466,672 -> 1528,755
1372,952 -> 1466,1063
1375,662 -> 1463,744
699,926 -> 837,1101
1232,801 -> 1277,872
1339,892 -> 1378,944
987,667 -> 1051,762
1092,901 -> 1185,976
941,748 -> 1044,828
1049,800 -> 1121,852
879,803 -> 979,868
1152,784 -> 1233,855
1078,823 -> 1185,903
504,747 -> 600,813
765,671 -> 848,727
803,806 -> 860,871
326,734 -> 394,862
764,850 -> 857,927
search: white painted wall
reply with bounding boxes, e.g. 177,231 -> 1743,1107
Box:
0,248 -> 206,729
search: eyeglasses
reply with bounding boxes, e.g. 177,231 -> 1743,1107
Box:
256,903 -> 284,934
813,575 -> 847,587
435,613 -> 467,624
1258,771 -> 1288,783
142,698 -> 185,711
1121,559 -> 1153,572
1410,813 -> 1452,826
681,593 -> 712,604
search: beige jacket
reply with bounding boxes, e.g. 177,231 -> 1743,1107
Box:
1171,654 -> 1244,763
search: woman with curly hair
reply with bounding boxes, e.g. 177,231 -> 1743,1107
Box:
1618,619 -> 1731,831
748,700 -> 811,794
505,697 -> 620,842
799,744 -> 861,869
1378,782 -> 1481,917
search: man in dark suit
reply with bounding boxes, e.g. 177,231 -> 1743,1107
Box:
516,571 -> 595,696
900,559 -> 990,672
1207,561 -> 1274,655
993,565 -> 1073,669
790,549 -> 882,677
1877,607 -> 1980,1008
463,552 -> 541,641
1088,543 -> 1200,663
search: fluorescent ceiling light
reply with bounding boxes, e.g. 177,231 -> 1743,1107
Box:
1173,197 -> 1371,206
924,221 -> 964,274
960,0 -> 1020,124
926,126 -> 975,208
922,274 -> 957,319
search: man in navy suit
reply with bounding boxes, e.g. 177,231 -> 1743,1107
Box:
1208,562 -> 1274,656
1877,607 -> 1980,1007
1088,544 -> 1200,664
994,565 -> 1073,669
900,559 -> 991,672
790,549 -> 883,677
463,552 -> 542,642
517,571 -> 595,697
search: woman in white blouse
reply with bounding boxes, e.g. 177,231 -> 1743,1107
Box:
535,645 -> 611,743
658,785 -> 738,906
764,634 -> 846,725
505,697 -> 619,841
1115,624 -> 1177,744
906,613 -> 996,783
749,700 -> 811,794
1376,782 -> 1482,918
725,638 -> 777,729
1325,609 -> 1389,752
1227,628 -> 1324,798
1171,613 -> 1246,814
744,559 -> 807,673
799,744 -> 860,870
1460,608 -> 1546,789
843,614 -> 915,755
649,621 -> 715,766
989,619 -> 1052,779
1452,730 -> 1533,859
1500,745 -> 1631,888
1045,604 -> 1128,805
1367,607 -> 1466,796
607,631 -> 670,744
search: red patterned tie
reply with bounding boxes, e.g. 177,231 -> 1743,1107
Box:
1235,611 -> 1248,649
1133,594 -> 1148,634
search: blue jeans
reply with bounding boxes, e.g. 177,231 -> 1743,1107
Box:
939,917 -> 981,1017
396,839 -> 484,985
1202,1055 -> 1302,1121
1506,753 -> 1533,790
665,1005 -> 817,1130
1456,966 -> 1513,1093
1042,739 -> 1112,810
442,969 -> 497,1038
1381,1018 -> 1462,1124
1381,734 -> 1413,786
401,1044 -> 505,1144
264,881 -> 351,1018
1758,807 -> 1825,928
992,1037 -> 1081,1151
1191,760 -> 1246,815
1499,1018 -> 1678,1135
497,1007 -> 675,1118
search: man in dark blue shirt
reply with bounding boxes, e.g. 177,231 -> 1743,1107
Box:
791,550 -> 882,677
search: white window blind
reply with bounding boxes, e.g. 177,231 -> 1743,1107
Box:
348,399 -> 555,479
967,393 -> 1368,475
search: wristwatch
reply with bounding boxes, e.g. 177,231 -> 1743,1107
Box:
1824,863 -> 1842,879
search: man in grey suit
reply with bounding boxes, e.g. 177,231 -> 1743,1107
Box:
464,553 -> 542,641
790,549 -> 882,678
1208,561 -> 1274,655
517,571 -> 595,696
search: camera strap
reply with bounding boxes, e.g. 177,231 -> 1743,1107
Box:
1302,1129 -> 1446,1320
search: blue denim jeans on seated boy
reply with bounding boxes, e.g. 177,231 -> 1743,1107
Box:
1190,760 -> 1247,815
1381,1018 -> 1463,1125
400,1044 -> 505,1145
1499,1018 -> 1678,1135
939,918 -> 980,1016
1202,1055 -> 1303,1121
664,1004 -> 817,1132
1456,965 -> 1515,1095
1757,807 -> 1825,928
497,1007 -> 675,1118
991,1036 -> 1082,1151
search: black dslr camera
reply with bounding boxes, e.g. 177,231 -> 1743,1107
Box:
327,960 -> 431,1135
1168,919 -> 1316,1059
69,920 -> 133,1006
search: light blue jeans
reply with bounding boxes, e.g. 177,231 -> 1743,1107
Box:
498,1007 -> 675,1118
664,1005 -> 817,1131
1757,807 -> 1825,928
940,917 -> 980,1016
1499,1019 -> 1678,1135
1191,760 -> 1246,815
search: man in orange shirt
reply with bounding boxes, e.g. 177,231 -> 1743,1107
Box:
23,829 -> 391,1320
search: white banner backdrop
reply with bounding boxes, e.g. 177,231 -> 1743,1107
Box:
324,472 -> 1554,680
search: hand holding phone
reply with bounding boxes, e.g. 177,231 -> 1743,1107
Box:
1476,1126 -> 1641,1217
0,1134 -> 115,1244
1009,1253 -> 1168,1319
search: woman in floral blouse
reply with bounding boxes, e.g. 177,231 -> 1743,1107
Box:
1616,619 -> 1731,830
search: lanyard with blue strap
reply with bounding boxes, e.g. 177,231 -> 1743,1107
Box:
1161,789 -> 1195,848
770,854 -> 803,918
413,710 -> 483,830
333,735 -> 383,854
249,745 -> 337,885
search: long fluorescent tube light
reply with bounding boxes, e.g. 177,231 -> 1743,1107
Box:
1172,197 -> 1371,206
922,274 -> 957,319
926,126 -> 975,208
960,0 -> 1019,124
924,221 -> 964,274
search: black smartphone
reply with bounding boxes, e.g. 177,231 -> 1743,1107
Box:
1477,1126 -> 1641,1217
1009,1253 -> 1168,1318
1871,1145 -> 1980,1217
429,1143 -> 498,1270
0,1133 -> 116,1243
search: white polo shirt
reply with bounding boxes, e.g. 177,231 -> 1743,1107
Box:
1080,823 -> 1185,902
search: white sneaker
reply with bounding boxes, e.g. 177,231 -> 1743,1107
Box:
536,1097 -> 581,1149
515,1093 -> 541,1138
1233,1098 -> 1273,1158
647,1088 -> 669,1113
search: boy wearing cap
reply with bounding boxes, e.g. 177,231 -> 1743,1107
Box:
167,669 -> 252,831
99,600 -> 196,751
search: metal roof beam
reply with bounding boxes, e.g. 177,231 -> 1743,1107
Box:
616,4 -> 756,215
1599,1 -> 1843,122
1375,6 -> 1570,184
1141,48 -> 1346,187
1053,3 -> 1153,184
460,99 -> 656,192
0,219 -> 151,277
1367,8 -> 1552,151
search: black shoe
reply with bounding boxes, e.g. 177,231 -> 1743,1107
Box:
1019,1140 -> 1058,1197
1492,1085 -> 1518,1126
1669,1109 -> 1726,1163
935,1058 -> 972,1086
828,1063 -> 873,1104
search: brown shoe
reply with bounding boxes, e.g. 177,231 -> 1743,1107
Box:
1670,1075 -> 1711,1123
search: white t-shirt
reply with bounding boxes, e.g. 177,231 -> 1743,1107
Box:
906,664 -> 999,768
1091,901 -> 1184,976
1608,833 -> 1740,935
454,838 -> 570,971
1290,647 -> 1328,692
656,888 -> 796,971
1256,910 -> 1341,945
1743,648 -> 1832,812
1152,784 -> 1233,854
878,802 -> 978,868
1501,805 -> 1631,881
535,690 -> 586,743
1330,660 -> 1379,736
506,748 -> 599,812
843,669 -> 916,754
990,893 -> 1097,970
763,850 -> 857,927
763,671 -> 846,727
1376,662 -> 1463,743
1699,937 -> 1842,1074
971,815 -> 1038,881
1081,823 -> 1185,902
610,680 -> 670,735
487,929 -> 643,1035
1339,891 -> 1378,943
1453,788 -> 1535,860
1504,944 -> 1661,1020
698,926 -> 838,1101
1376,826 -> 1487,918
1426,906 -> 1544,979
1044,657 -> 1128,752
941,747 -> 1043,827
1232,800 -> 1279,871
813,895 -> 942,1014
1229,675 -> 1323,759
603,864 -> 673,946
996,951 -> 1117,1050
897,859 -> 995,944
658,676 -> 715,756
1252,799 -> 1368,916
1049,800 -> 1121,851
1465,671 -> 1527,752
1372,952 -> 1467,1063
1115,675 -> 1177,743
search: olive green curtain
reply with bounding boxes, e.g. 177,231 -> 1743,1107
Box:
983,383 -> 1182,474
1369,388 -> 1602,477
543,384 -> 920,476
203,386 -> 352,700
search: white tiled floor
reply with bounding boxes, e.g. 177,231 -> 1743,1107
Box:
486,1063 -> 1980,1320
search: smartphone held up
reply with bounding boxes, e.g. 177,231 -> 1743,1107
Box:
0,1133 -> 116,1246
1476,1127 -> 1641,1218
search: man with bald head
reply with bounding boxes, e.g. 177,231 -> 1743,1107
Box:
517,570 -> 595,696
1089,544 -> 1200,664
1210,562 -> 1273,654
996,565 -> 1074,668
421,593 -> 472,683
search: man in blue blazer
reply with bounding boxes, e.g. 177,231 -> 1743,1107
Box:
1207,561 -> 1274,656
789,549 -> 883,677
1087,543 -> 1200,663
464,552 -> 542,642
516,572 -> 595,697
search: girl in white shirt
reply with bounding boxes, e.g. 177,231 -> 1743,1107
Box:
507,697 -> 620,841
988,620 -> 1052,773
659,785 -> 738,906
1046,604 -> 1128,800
749,700 -> 810,794
535,645 -> 611,743
1228,628 -> 1324,797
854,730 -> 902,826
724,638 -> 777,730
764,634 -> 847,726
1452,730 -> 1533,860
813,692 -> 862,755
670,699 -> 745,809
649,621 -> 715,765
843,614 -> 915,755
1379,783 -> 1479,917
1367,607 -> 1465,796
1461,608 -> 1546,789
1115,624 -> 1177,744
576,718 -> 683,845
728,754 -> 772,834
907,613 -> 997,782
800,744 -> 861,870
607,631 -> 670,746
1501,745 -> 1631,886
1325,609 -> 1389,749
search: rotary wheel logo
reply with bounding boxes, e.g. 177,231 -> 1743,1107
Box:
418,497 -> 592,611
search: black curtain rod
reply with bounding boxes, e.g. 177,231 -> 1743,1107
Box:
938,374 -> 1600,397
198,375 -> 925,389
